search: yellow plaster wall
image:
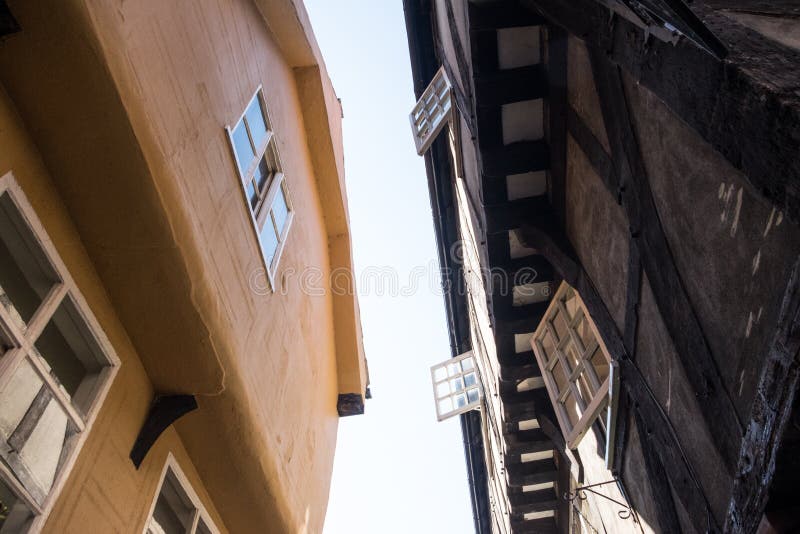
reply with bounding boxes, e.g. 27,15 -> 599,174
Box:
79,1 -> 341,530
0,0 -> 348,531
0,84 -> 226,533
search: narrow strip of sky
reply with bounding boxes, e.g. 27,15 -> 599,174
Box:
303,2 -> 476,533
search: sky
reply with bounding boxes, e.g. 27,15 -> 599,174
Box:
303,2 -> 476,533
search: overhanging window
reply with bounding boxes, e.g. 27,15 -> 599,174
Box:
410,66 -> 453,155
145,455 -> 218,534
0,173 -> 119,532
227,88 -> 294,289
530,282 -> 615,451
430,351 -> 481,421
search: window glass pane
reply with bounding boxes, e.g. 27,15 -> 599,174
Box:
455,393 -> 467,409
435,381 -> 449,397
563,393 -> 581,426
552,362 -> 568,394
232,121 -> 254,174
34,296 -> 106,412
450,377 -> 463,393
0,326 -> 13,355
0,358 -> 44,447
552,311 -> 568,342
253,157 -> 271,194
245,179 -> 258,212
245,97 -> 268,150
0,193 -> 59,329
272,186 -> 290,238
433,366 -> 447,382
438,397 -> 453,415
577,372 -> 594,404
0,358 -> 72,506
0,477 -> 34,532
577,317 -> 594,350
447,363 -> 459,377
590,347 -> 610,383
564,345 -> 580,373
151,473 -> 195,534
197,519 -> 213,534
259,221 -> 279,268
540,332 -> 556,362
564,290 -> 580,321
467,388 -> 479,404
17,396 -> 71,501
461,357 -> 474,371
464,372 -> 476,387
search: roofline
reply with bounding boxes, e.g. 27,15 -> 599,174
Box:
403,1 -> 493,532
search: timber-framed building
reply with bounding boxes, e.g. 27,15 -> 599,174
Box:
405,1 -> 800,533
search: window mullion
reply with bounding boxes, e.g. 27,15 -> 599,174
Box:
23,349 -> 85,432
24,283 -> 68,343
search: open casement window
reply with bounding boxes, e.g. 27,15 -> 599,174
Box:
0,173 -> 119,532
431,351 -> 481,422
227,87 -> 294,290
530,282 -> 617,452
410,66 -> 453,155
145,456 -> 219,534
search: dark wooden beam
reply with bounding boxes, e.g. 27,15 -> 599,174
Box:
547,25 -> 568,224
725,255 -> 800,533
512,499 -> 560,516
482,140 -> 550,177
565,105 -> 618,200
130,394 -> 198,468
623,239 -> 642,356
633,408 -> 683,534
337,393 -> 364,417
510,517 -> 558,534
469,0 -> 546,31
522,0 -> 800,225
499,362 -> 542,382
622,360 -> 720,532
485,194 -> 551,234
0,1 -> 19,37
589,48 -> 743,472
475,64 -> 548,107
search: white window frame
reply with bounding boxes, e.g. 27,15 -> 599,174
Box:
142,453 -> 220,534
410,66 -> 453,155
0,171 -> 120,533
430,350 -> 482,422
225,86 -> 294,292
530,282 -> 616,455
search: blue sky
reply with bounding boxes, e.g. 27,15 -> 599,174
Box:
303,2 -> 476,533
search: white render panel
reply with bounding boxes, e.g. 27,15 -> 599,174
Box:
514,332 -> 536,353
523,510 -> 556,521
506,171 -> 547,201
513,282 -> 551,306
519,419 -> 540,431
521,450 -> 553,463
501,99 -> 544,145
509,230 -> 536,259
518,376 -> 546,392
523,481 -> 555,493
497,26 -> 541,69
